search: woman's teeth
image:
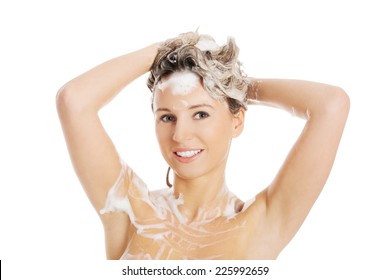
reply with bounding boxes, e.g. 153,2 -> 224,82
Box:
175,150 -> 202,158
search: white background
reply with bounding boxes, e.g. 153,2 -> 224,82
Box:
1,0 -> 389,279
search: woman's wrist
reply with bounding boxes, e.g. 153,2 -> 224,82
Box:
144,42 -> 160,70
247,78 -> 263,102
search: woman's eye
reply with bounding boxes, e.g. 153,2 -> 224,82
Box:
160,115 -> 176,123
194,111 -> 209,120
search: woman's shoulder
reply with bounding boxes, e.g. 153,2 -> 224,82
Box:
149,188 -> 171,198
149,188 -> 182,207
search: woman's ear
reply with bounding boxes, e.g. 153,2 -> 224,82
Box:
232,108 -> 245,138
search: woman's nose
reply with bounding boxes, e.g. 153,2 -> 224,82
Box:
172,119 -> 193,142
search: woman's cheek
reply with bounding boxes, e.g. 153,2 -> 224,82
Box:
156,126 -> 172,154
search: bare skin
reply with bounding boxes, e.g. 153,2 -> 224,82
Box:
56,42 -> 350,259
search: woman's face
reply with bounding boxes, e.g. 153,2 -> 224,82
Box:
153,71 -> 244,181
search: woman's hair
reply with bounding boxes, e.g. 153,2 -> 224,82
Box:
147,31 -> 249,114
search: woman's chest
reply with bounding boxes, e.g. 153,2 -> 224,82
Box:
121,216 -> 251,260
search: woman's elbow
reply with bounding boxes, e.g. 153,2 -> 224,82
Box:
56,83 -> 90,116
56,84 -> 74,116
325,86 -> 350,118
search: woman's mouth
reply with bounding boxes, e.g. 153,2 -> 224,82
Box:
173,149 -> 203,163
175,149 -> 202,158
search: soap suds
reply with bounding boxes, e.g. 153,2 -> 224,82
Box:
157,71 -> 200,96
100,161 -> 252,260
195,37 -> 220,52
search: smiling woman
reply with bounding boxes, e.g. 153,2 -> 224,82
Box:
153,73 -> 242,186
56,31 -> 349,260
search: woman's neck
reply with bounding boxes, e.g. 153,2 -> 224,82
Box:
172,173 -> 242,224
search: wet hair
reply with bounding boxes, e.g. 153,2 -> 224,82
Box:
147,31 -> 249,114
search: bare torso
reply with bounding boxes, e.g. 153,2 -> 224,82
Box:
121,190 -> 252,260
100,164 -> 276,260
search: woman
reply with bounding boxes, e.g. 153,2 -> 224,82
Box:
56,32 -> 349,260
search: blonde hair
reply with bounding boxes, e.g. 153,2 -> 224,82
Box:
147,32 -> 249,114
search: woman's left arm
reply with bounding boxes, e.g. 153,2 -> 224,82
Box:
248,78 -> 350,250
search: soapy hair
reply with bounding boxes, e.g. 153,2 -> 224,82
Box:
147,31 -> 249,114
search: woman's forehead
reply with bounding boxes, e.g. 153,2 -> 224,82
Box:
154,83 -> 212,109
153,80 -> 226,112
153,71 -> 229,112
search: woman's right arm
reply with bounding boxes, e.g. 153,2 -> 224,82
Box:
56,43 -> 158,224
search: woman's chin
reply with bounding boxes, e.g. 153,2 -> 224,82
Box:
171,167 -> 207,181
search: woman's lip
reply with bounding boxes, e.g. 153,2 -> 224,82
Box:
173,148 -> 203,152
173,149 -> 204,163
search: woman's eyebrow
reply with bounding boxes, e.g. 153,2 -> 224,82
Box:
188,104 -> 215,110
155,104 -> 215,113
155,108 -> 171,113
